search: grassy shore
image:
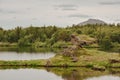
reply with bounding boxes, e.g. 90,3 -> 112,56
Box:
0,49 -> 119,70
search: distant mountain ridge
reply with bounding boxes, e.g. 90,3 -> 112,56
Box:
77,19 -> 107,26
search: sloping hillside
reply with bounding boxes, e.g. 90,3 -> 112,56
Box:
77,19 -> 107,26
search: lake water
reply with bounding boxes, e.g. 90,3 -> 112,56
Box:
85,75 -> 120,80
0,69 -> 62,80
0,68 -> 119,80
0,47 -> 56,60
0,47 -> 119,80
0,52 -> 55,60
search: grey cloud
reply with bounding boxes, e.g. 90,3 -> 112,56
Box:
100,1 -> 120,5
0,8 -> 23,14
62,8 -> 77,11
54,4 -> 78,11
13,17 -> 16,19
55,4 -> 77,8
0,9 -> 18,14
68,14 -> 91,18
0,9 -> 3,12
6,11 -> 17,14
26,8 -> 31,10
114,19 -> 120,21
32,18 -> 38,20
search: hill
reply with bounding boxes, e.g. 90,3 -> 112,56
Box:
77,19 -> 107,26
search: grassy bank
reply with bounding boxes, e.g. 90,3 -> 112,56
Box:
0,42 -> 17,47
0,49 -> 119,70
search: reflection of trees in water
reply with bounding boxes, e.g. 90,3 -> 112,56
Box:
0,67 -> 120,80
62,69 -> 83,80
47,68 -> 120,80
62,69 -> 120,80
0,47 -> 59,53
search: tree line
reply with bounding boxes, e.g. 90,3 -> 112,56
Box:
0,24 -> 120,52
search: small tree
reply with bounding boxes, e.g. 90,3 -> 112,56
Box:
18,34 -> 33,46
100,38 -> 113,50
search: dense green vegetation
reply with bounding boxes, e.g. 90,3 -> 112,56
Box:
71,24 -> 120,51
0,24 -> 120,52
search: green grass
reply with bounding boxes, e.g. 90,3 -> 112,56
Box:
0,49 -> 119,69
0,42 -> 17,47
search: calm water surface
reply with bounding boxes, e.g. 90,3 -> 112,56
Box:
0,47 -> 57,60
0,68 -> 119,80
0,52 -> 55,60
0,69 -> 62,80
0,47 -> 119,80
85,75 -> 120,80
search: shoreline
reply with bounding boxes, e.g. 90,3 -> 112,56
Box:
0,50 -> 119,71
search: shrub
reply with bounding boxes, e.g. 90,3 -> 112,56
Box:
52,41 -> 70,48
32,41 -> 46,48
100,38 -> 113,50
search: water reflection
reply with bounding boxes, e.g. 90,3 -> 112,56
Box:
55,68 -> 98,80
0,69 -> 62,80
0,67 -> 119,80
0,47 -> 61,53
85,75 -> 120,80
46,68 -> 120,80
0,47 -> 60,60
0,52 -> 55,60
0,47 -> 119,80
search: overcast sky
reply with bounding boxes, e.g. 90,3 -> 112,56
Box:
0,0 -> 120,29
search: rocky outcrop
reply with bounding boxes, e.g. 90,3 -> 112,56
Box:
92,65 -> 106,71
71,34 -> 96,47
109,59 -> 120,63
61,34 -> 96,60
62,45 -> 79,57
